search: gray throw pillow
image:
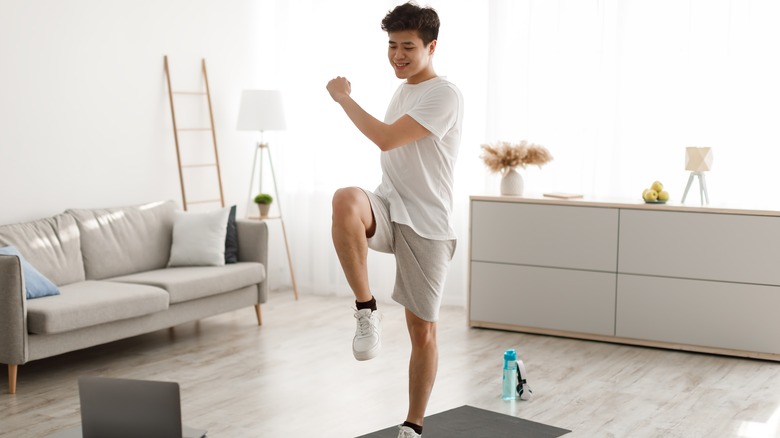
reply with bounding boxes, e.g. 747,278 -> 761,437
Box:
225,205 -> 238,264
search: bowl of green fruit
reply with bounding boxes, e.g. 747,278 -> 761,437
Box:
642,181 -> 670,204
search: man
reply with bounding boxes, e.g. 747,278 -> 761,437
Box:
326,2 -> 463,437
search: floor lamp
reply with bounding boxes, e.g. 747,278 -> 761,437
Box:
237,90 -> 299,300
681,147 -> 713,206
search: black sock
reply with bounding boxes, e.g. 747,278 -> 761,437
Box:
402,421 -> 423,435
356,296 -> 377,312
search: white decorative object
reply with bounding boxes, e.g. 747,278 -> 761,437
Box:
685,146 -> 713,172
237,89 -> 299,299
500,168 -> 524,196
481,141 -> 552,197
237,89 -> 287,211
681,147 -> 713,205
237,90 -> 286,132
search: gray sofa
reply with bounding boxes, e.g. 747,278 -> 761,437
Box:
0,200 -> 268,394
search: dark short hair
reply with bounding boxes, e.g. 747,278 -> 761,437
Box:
381,2 -> 440,47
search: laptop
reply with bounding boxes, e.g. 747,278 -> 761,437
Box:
46,376 -> 207,438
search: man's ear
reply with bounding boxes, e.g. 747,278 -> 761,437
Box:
428,39 -> 437,55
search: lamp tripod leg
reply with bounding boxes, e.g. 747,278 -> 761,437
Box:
699,173 -> 709,205
265,145 -> 299,301
279,218 -> 299,300
681,172 -> 695,204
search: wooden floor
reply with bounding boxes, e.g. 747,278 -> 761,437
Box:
3,290 -> 780,438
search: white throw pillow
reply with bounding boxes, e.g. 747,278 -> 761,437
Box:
168,207 -> 231,267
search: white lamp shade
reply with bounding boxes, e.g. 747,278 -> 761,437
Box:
237,90 -> 286,131
685,147 -> 713,172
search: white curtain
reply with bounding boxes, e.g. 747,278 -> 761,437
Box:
263,0 -> 780,306
487,0 -> 780,204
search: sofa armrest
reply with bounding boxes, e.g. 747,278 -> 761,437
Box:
0,255 -> 28,365
236,219 -> 269,303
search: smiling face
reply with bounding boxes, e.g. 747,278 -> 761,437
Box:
388,30 -> 437,84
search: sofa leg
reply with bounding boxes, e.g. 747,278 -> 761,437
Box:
8,364 -> 17,395
254,304 -> 262,326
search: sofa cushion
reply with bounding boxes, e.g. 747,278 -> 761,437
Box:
26,281 -> 169,334
0,213 -> 85,286
66,201 -> 177,280
108,262 -> 265,304
0,246 -> 60,299
167,207 -> 231,267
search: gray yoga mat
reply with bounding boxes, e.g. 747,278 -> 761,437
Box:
358,405 -> 571,437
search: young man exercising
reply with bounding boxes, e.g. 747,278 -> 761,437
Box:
326,2 -> 463,437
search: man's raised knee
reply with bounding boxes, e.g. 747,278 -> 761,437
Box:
332,188 -> 377,239
332,187 -> 362,220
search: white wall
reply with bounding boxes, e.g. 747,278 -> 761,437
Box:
0,0 -> 297,291
0,0 -> 279,223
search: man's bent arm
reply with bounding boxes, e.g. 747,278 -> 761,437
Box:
327,77 -> 430,151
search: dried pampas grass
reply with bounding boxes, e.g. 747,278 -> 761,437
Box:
480,140 -> 553,173
480,141 -> 527,173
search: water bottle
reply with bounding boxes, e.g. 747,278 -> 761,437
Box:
502,349 -> 518,400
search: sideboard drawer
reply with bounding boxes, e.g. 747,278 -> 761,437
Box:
470,262 -> 616,336
471,201 -> 618,272
616,274 -> 780,355
618,209 -> 780,286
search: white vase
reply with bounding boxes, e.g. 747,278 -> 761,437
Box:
500,168 -> 524,196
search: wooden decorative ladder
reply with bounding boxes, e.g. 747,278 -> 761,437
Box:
163,55 -> 225,211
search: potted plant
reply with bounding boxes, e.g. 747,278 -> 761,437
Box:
254,193 -> 273,218
480,140 -> 553,196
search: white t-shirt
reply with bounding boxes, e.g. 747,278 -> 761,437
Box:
375,76 -> 464,241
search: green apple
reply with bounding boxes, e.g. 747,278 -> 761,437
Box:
658,190 -> 670,201
643,189 -> 658,202
651,181 -> 663,193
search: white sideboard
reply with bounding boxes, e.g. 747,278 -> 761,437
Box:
469,195 -> 780,361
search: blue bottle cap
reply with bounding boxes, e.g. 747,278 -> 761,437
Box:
504,349 -> 517,361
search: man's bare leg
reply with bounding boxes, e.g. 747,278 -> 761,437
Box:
332,187 -> 376,302
333,188 -> 382,361
404,308 -> 438,427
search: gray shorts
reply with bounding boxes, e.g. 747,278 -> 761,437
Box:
359,188 -> 456,322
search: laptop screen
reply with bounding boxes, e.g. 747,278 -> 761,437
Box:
79,377 -> 184,438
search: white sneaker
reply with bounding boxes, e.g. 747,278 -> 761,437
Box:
352,308 -> 381,361
397,425 -> 421,438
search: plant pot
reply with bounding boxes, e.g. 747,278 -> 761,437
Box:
258,203 -> 271,218
500,168 -> 524,196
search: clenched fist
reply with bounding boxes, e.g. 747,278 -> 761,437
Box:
327,76 -> 351,103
